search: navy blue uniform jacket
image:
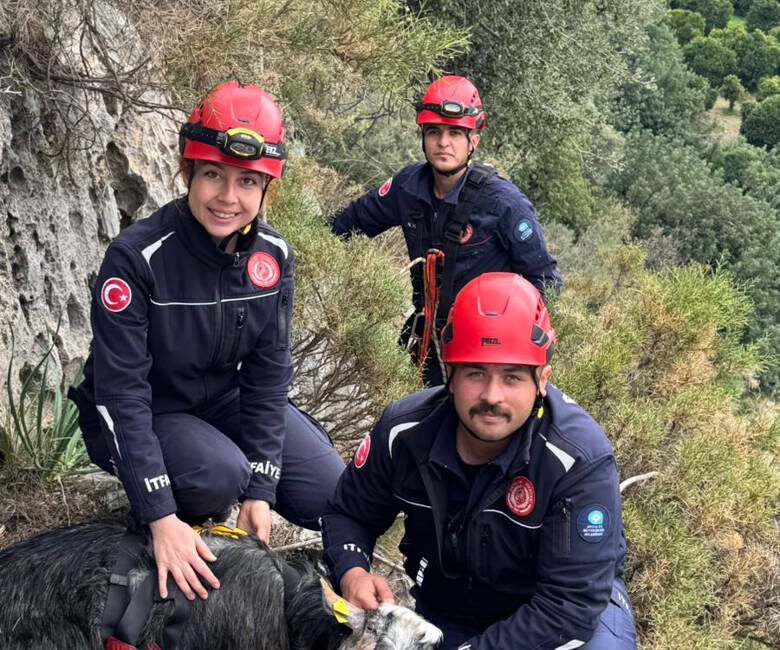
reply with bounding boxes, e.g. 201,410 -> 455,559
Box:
322,386 -> 627,649
330,162 -> 561,307
75,199 -> 294,524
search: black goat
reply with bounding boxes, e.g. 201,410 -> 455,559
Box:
0,524 -> 442,650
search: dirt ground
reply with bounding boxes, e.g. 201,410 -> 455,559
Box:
707,96 -> 743,144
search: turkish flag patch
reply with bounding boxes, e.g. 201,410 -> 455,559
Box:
354,435 -> 371,469
247,252 -> 281,288
505,476 -> 535,517
101,277 -> 132,313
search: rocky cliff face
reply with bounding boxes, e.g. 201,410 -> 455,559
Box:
0,1 -> 181,423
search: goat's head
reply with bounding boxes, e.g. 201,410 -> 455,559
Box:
321,578 -> 443,650
339,603 -> 443,650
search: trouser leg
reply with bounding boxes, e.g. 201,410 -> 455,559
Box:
72,389 -> 250,524
197,394 -> 345,530
274,401 -> 345,530
580,579 -> 638,650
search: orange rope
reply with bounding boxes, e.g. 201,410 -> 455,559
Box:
419,249 -> 444,377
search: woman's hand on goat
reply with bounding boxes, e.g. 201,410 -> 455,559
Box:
149,514 -> 220,601
340,567 -> 396,609
236,499 -> 272,543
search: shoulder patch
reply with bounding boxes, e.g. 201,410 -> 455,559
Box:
378,177 -> 393,197
576,504 -> 611,543
247,252 -> 280,288
514,219 -> 535,242
354,434 -> 371,469
101,277 -> 132,312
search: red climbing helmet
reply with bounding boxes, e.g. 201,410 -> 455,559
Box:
179,81 -> 287,178
416,76 -> 486,131
442,273 -> 555,366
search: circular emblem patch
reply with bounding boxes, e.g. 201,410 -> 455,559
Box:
354,435 -> 371,469
459,223 -> 474,244
378,177 -> 393,197
577,504 -> 610,543
247,252 -> 280,288
505,476 -> 535,517
515,219 -> 534,242
101,277 -> 132,313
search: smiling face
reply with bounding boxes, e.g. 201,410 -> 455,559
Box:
184,161 -> 268,242
450,363 -> 551,462
422,124 -> 480,175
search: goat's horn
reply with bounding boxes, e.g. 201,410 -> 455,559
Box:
320,577 -> 362,627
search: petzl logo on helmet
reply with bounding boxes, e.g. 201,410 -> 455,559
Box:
354,435 -> 371,469
101,278 -> 132,313
481,337 -> 500,346
459,223 -> 474,244
506,476 -> 535,517
247,252 -> 280,288
378,177 -> 393,197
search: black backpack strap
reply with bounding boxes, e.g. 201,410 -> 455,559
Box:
101,526 -> 193,650
436,161 -> 496,329
100,528 -> 152,646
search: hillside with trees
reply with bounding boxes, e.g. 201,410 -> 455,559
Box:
0,1 -> 777,648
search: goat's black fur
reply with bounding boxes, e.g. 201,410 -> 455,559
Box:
0,524 -> 441,650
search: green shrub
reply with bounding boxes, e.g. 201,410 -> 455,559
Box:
2,333 -> 87,480
267,159 -> 420,446
552,210 -> 779,647
667,8 -> 706,45
742,94 -> 780,147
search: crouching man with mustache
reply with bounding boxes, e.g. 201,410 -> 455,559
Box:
321,272 -> 637,649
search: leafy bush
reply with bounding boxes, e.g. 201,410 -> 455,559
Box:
268,159 -> 420,447
609,24 -> 710,139
683,36 -> 738,86
758,74 -> 780,98
552,209 -> 779,648
666,8 -> 706,44
606,133 -> 780,394
746,0 -> 780,32
671,0 -> 734,32
734,28 -> 780,89
720,73 -> 747,107
741,93 -> 780,146
2,334 -> 87,480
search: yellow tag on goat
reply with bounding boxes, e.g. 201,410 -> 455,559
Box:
192,524 -> 248,541
333,598 -> 351,624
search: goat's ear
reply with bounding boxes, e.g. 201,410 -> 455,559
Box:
320,578 -> 364,630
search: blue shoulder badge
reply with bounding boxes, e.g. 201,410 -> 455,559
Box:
515,219 -> 534,242
576,504 -> 611,543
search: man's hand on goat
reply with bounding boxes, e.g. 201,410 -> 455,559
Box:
149,514 -> 220,600
340,567 -> 396,609
236,498 -> 272,543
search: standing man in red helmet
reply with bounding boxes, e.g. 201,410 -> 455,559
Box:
69,81 -> 344,604
330,76 -> 561,385
322,273 -> 636,649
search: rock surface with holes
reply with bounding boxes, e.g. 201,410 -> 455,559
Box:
0,2 -> 182,415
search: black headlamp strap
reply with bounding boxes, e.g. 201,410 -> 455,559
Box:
179,123 -> 287,160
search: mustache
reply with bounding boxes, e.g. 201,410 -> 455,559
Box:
469,401 -> 510,420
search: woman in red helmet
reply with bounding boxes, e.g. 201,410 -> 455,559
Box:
330,76 -> 561,386
70,81 -> 344,602
323,273 -> 636,649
